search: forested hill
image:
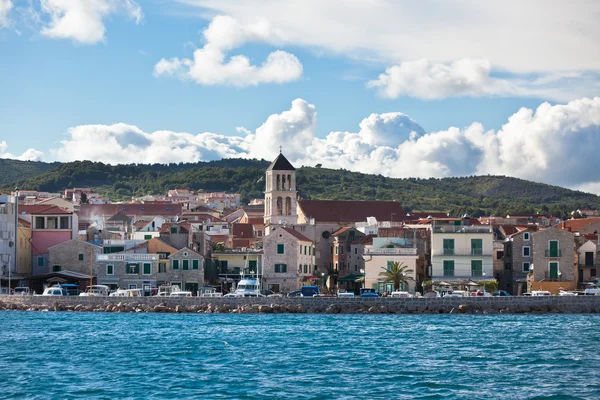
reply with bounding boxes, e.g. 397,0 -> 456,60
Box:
2,158 -> 599,218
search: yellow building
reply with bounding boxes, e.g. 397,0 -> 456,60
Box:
17,218 -> 32,276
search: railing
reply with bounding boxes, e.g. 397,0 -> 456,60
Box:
364,247 -> 417,255
433,225 -> 492,234
433,248 -> 492,256
579,263 -> 596,267
544,249 -> 562,257
97,254 -> 158,262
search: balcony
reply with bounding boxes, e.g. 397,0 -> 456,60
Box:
432,225 -> 492,234
97,254 -> 158,262
433,248 -> 492,256
544,249 -> 562,257
364,247 -> 418,256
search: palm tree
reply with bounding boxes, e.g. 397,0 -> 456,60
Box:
379,261 -> 415,291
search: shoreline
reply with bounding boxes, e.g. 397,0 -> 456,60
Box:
2,295 -> 600,314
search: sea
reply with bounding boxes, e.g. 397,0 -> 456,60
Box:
0,312 -> 599,399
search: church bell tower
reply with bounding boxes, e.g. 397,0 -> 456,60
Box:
264,151 -> 297,233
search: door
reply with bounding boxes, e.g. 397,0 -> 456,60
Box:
549,262 -> 559,280
185,283 -> 199,296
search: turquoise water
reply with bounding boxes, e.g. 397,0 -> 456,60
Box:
0,312 -> 599,399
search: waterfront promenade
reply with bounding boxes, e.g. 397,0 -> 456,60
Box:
2,295 -> 600,314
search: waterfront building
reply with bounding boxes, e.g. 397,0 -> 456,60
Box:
576,239 -> 598,284
0,195 -> 17,291
528,227 -> 576,294
363,238 -> 418,293
430,217 -> 494,283
501,227 -> 538,295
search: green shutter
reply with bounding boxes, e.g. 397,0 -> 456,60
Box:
549,262 -> 559,279
549,241 -> 559,257
143,263 -> 151,275
144,235 -> 152,240
183,260 -> 189,270
443,260 -> 454,277
277,244 -> 284,254
173,260 -> 179,270
171,227 -> 177,233
107,265 -> 113,275
192,260 -> 199,270
282,264 -> 287,273
471,260 -> 482,277
78,253 -> 84,261
443,239 -> 454,255
38,257 -> 44,267
471,239 -> 483,256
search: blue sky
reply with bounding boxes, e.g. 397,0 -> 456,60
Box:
0,0 -> 599,192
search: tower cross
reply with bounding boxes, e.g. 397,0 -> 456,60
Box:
279,145 -> 282,154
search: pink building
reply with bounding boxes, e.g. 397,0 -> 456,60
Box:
18,205 -> 78,275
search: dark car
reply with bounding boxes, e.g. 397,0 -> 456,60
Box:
493,290 -> 511,296
287,290 -> 303,297
261,289 -> 275,296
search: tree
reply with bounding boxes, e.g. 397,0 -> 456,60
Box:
379,261 -> 415,291
80,192 -> 88,204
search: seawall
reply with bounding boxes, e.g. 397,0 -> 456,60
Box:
2,295 -> 600,314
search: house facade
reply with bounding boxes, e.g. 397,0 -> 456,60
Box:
48,239 -> 102,276
363,242 -> 418,294
502,229 -> 536,295
529,227 -> 576,293
430,218 -> 494,282
262,226 -> 315,293
577,239 -> 597,283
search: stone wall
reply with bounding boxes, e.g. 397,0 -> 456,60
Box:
2,295 -> 600,314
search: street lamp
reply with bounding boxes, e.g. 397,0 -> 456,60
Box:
360,268 -> 365,289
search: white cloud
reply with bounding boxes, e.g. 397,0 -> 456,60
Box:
179,0 -> 600,74
367,58 -> 600,101
4,97 -> 600,193
0,0 -> 12,29
39,0 -> 142,44
0,142 -> 45,161
154,15 -> 302,87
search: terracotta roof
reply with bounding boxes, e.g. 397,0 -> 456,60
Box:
18,217 -> 31,228
79,203 -> 182,218
500,225 -> 518,235
331,226 -> 354,236
181,213 -> 225,223
232,223 -> 254,238
159,222 -> 190,234
133,220 -> 151,229
583,234 -> 599,241
19,204 -> 71,215
555,217 -> 600,232
248,217 -> 264,225
407,212 -> 448,219
281,227 -> 311,242
267,153 -> 295,171
298,200 -> 406,223
208,234 -> 228,243
189,205 -> 215,213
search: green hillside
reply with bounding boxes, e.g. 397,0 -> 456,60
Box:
0,159 -> 60,186
2,158 -> 599,219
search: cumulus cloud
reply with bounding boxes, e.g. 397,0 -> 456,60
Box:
154,15 -> 302,87
4,97 -> 600,192
0,0 -> 12,29
0,141 -> 45,161
367,58 -> 600,101
39,0 -> 142,44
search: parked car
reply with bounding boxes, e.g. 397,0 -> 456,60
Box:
390,291 -> 412,298
300,286 -> 320,297
360,288 -> 379,298
223,293 -> 243,297
338,291 -> 356,297
287,290 -> 303,297
493,290 -> 511,296
261,289 -> 275,296
446,290 -> 470,298
473,290 -> 492,297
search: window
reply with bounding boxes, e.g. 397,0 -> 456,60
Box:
506,244 -> 512,257
354,248 -> 358,254
304,246 -> 307,255
34,217 -> 45,229
304,264 -> 308,273
52,265 -> 61,272
548,240 -> 559,257
471,239 -> 483,256
471,260 -> 483,277
144,235 -> 152,240
143,263 -> 151,275
193,260 -> 199,270
183,260 -> 189,270
172,259 -> 179,270
107,264 -> 114,275
47,217 -> 57,229
549,262 -> 559,280
335,262 -> 338,270
504,262 -> 512,271
277,244 -> 284,254
354,265 -> 358,272
127,263 -> 139,274
299,244 -> 302,253
443,239 -> 454,256
37,257 -> 44,267
496,251 -> 504,260
59,216 -> 70,229
523,232 -> 530,241
129,284 -> 138,290
340,246 -> 344,254
330,247 -> 333,255
522,246 -> 531,257
335,246 -> 338,255
257,230 -> 262,237
274,264 -> 287,273
591,268 -> 597,277
158,263 -> 167,273
522,262 -> 530,273
443,260 -> 455,277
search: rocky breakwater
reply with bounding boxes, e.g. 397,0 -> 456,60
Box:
2,295 -> 600,314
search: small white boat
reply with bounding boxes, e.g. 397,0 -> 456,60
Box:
169,291 -> 193,297
40,285 -> 68,296
79,285 -> 110,297
109,289 -> 129,297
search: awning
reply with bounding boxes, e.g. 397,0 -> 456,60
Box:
338,274 -> 364,282
302,275 -> 318,280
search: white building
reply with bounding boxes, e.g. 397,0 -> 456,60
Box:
431,217 -> 493,282
0,195 -> 17,290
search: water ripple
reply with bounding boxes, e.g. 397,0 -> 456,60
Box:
0,312 -> 599,399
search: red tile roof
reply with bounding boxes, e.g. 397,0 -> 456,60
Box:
18,217 -> 31,228
248,217 -> 264,225
555,217 -> 600,232
281,227 -> 312,242
19,205 -> 72,215
79,203 -> 182,218
407,212 -> 448,219
298,200 -> 406,223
